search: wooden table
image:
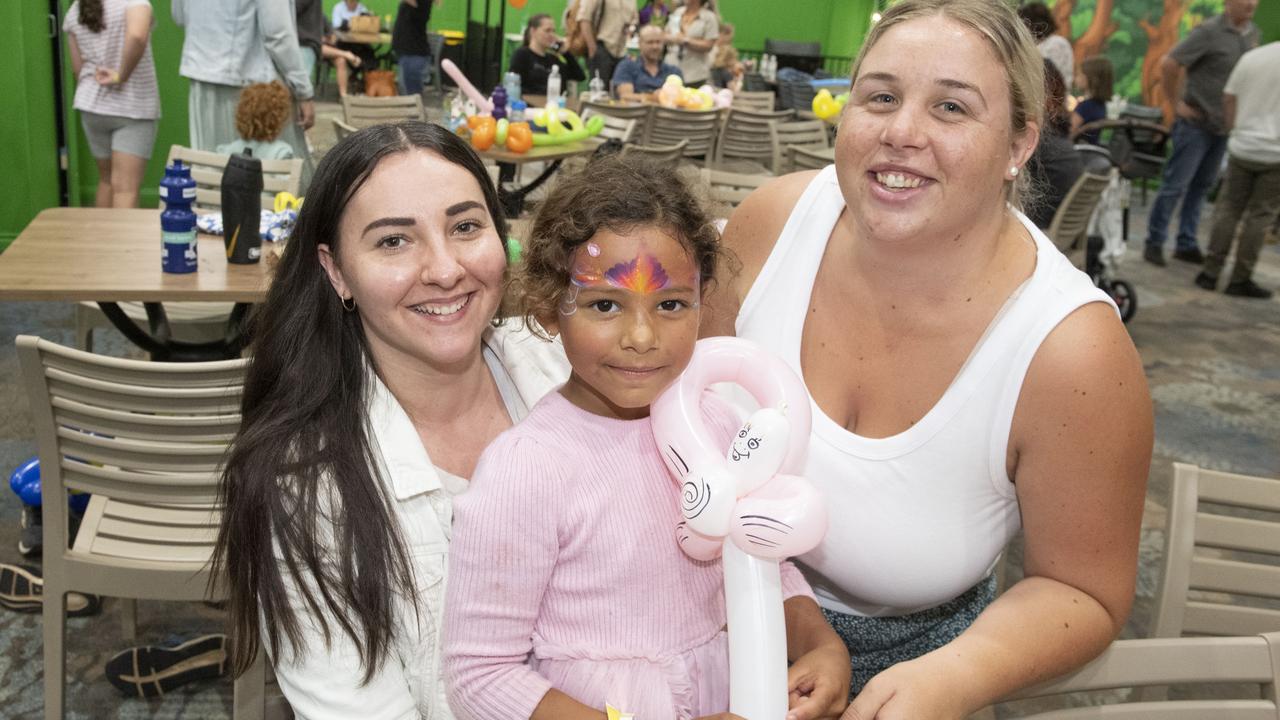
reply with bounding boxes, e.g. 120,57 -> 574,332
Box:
0,208 -> 272,359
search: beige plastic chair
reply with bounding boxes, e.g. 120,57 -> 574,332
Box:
731,90 -> 777,113
579,107 -> 639,143
712,107 -> 795,175
645,107 -> 722,165
74,146 -> 303,353
16,335 -> 265,719
775,120 -> 831,172
703,168 -> 771,210
579,100 -> 654,144
1046,172 -> 1110,268
620,139 -> 690,170
340,94 -> 426,129
787,144 -> 833,172
332,117 -> 357,141
991,632 -> 1280,719
1152,463 -> 1280,639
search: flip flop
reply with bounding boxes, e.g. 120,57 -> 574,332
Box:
104,634 -> 229,698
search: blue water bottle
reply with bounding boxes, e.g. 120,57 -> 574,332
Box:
159,161 -> 198,274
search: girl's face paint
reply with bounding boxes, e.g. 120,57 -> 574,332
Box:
547,226 -> 703,419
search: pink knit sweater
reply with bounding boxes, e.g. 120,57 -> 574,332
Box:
443,390 -> 815,720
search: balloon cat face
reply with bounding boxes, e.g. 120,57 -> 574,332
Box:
729,424 -> 761,462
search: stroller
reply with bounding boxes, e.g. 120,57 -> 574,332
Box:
1070,113 -> 1171,323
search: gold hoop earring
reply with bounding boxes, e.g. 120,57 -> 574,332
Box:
341,296 -> 356,312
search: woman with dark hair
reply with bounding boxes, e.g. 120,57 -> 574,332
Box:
1072,56 -> 1114,145
1018,2 -> 1074,90
212,121 -> 569,718
1028,58 -> 1084,229
62,0 -> 160,208
509,13 -> 586,99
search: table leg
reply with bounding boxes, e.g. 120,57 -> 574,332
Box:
498,159 -> 564,218
96,302 -> 252,362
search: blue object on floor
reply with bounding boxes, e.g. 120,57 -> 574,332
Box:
7,456 -> 91,513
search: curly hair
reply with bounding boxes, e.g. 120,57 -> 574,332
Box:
514,155 -> 727,338
235,82 -> 293,142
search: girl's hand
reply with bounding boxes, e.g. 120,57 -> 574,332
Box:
841,658 -> 973,720
787,642 -> 851,720
694,715 -> 746,720
94,67 -> 121,86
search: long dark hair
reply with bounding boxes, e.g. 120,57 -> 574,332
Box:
79,0 -> 105,33
523,13 -> 551,47
212,122 -> 508,683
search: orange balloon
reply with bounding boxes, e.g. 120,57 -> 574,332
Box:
509,0 -> 528,7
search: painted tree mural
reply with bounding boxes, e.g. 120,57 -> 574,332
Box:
1046,0 -> 1224,117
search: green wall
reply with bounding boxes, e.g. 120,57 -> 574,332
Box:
1,1 -> 62,246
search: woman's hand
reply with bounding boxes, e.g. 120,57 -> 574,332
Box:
841,658 -> 974,720
787,641 -> 851,719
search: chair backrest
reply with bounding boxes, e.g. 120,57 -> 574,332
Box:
579,100 -> 654,144
787,145 -> 833,173
333,118 -> 357,142
731,90 -> 777,113
715,107 -> 796,171
705,168 -> 770,209
646,107 -> 721,163
1152,463 -> 1280,640
580,108 -> 639,143
341,94 -> 427,128
1046,172 -> 1110,262
999,633 -> 1280,719
1118,103 -> 1166,149
167,146 -> 303,211
620,139 -> 689,170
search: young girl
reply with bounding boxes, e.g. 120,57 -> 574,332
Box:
1071,56 -> 1113,146
215,81 -> 295,159
443,157 -> 849,720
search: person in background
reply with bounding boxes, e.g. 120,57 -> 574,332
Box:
216,82 -> 296,160
172,0 -> 315,187
1194,40 -> 1280,299
638,0 -> 670,27
704,0 -> 1151,715
212,121 -> 570,719
1028,59 -> 1084,230
576,0 -> 638,95
1018,2 -> 1072,91
709,21 -> 743,91
1144,0 -> 1258,267
1071,56 -> 1113,145
332,0 -> 378,90
393,0 -> 441,97
611,25 -> 682,103
663,0 -> 718,87
509,14 -> 585,99
63,0 -> 160,209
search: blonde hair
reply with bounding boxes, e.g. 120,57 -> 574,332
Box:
851,0 -> 1045,206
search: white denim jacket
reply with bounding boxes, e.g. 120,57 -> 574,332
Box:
171,0 -> 313,100
269,324 -> 568,720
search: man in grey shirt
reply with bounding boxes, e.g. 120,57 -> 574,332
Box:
1143,0 -> 1257,267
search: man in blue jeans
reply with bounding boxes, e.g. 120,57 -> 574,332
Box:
1144,0 -> 1258,267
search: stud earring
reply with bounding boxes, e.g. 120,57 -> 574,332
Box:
1009,166 -> 1020,177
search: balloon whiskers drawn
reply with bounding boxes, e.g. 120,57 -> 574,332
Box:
651,336 -> 828,720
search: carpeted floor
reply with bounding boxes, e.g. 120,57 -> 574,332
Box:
0,114 -> 1277,716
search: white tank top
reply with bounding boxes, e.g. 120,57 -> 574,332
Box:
736,166 -> 1115,617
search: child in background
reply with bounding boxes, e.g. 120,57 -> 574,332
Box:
1071,56 -> 1113,145
443,156 -> 849,720
216,81 -> 295,159
710,22 -> 743,91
